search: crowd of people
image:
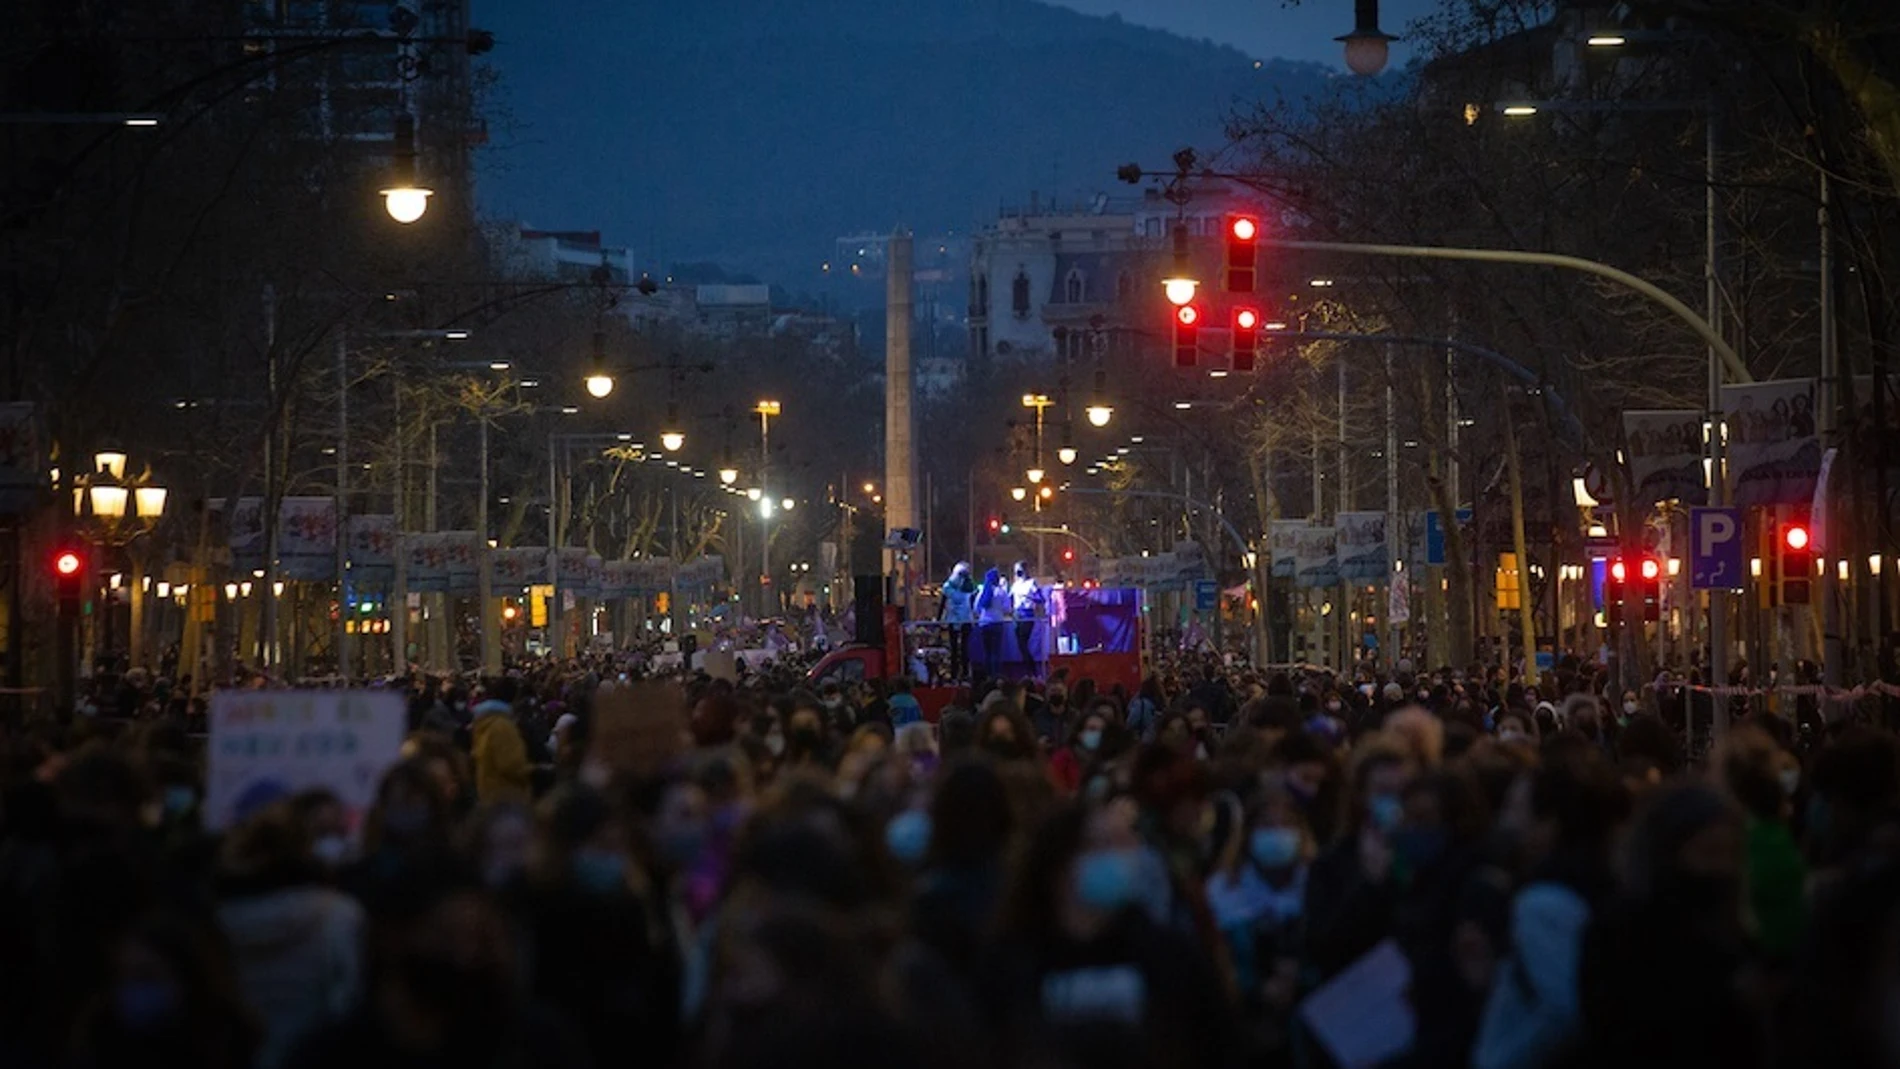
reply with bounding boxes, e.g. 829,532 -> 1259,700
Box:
4,649 -> 1900,1069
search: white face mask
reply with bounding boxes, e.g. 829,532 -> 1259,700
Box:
1622,701 -> 1639,716
1778,767 -> 1801,796
764,731 -> 786,756
1498,729 -> 1528,744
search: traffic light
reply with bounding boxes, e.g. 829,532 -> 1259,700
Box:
1232,307 -> 1260,371
1639,555 -> 1662,622
1061,546 -> 1076,564
52,546 -> 86,604
1173,303 -> 1200,367
1225,214 -> 1259,293
1780,519 -> 1811,604
1606,557 -> 1626,616
987,515 -> 1001,537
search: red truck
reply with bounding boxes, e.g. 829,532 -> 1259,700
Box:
805,586 -> 1146,723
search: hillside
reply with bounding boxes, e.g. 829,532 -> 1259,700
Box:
474,0 -> 1332,291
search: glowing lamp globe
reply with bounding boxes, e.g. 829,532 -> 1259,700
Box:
380,185 -> 433,224
584,373 -> 615,399
660,430 -> 686,452
1162,277 -> 1199,306
1085,405 -> 1113,428
1011,486 -> 1027,502
1026,467 -> 1045,485
1057,446 -> 1078,465
719,467 -> 739,485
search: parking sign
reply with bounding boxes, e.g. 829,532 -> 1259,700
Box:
1690,507 -> 1743,590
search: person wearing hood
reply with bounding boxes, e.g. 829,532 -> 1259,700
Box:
470,677 -> 532,806
976,567 -> 1012,683
214,804 -> 364,1069
939,561 -> 979,682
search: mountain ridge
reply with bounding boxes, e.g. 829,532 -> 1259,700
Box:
474,0 -> 1333,291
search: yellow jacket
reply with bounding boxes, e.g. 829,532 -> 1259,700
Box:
470,701 -> 532,805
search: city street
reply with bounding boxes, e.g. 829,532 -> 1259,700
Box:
2,2 -> 1899,1068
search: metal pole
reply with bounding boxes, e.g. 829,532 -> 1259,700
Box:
392,383 -> 407,675
760,410 -> 770,619
335,332 -> 350,681
1503,386 -> 1540,688
1386,345 -> 1401,664
1266,238 -> 1749,385
547,434 -> 560,660
1818,170 -> 1842,686
261,284 -> 279,671
478,417 -> 499,674
1707,103 -> 1731,737
1036,405 -> 1046,577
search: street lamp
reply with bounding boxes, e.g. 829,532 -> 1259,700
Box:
1337,0 -> 1398,77
781,497 -> 795,511
1162,276 -> 1199,306
1026,467 -> 1045,485
1011,486 -> 1027,502
747,487 -> 763,501
1057,418 -> 1077,465
1085,367 -> 1113,427
719,466 -> 739,485
660,401 -> 685,452
380,115 -> 433,224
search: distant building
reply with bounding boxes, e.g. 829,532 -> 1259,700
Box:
694,285 -> 773,334
967,184 -> 1295,367
505,227 -> 634,283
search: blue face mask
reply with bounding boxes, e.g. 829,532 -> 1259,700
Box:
572,848 -> 627,894
1073,848 -> 1142,910
1079,728 -> 1103,752
885,810 -> 932,864
1368,794 -> 1404,833
115,979 -> 179,1030
161,785 -> 196,818
1391,826 -> 1449,870
1249,827 -> 1302,869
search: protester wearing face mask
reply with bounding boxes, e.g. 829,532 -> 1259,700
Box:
286,887 -> 588,1069
70,914 -> 259,1069
976,705 -> 1037,763
214,805 -> 364,1069
1050,710 -> 1116,795
1575,783 -> 1761,1069
989,801 -> 1238,1069
1205,787 -> 1311,1047
1495,710 -> 1537,748
1304,741 -> 1414,983
1715,726 -> 1807,961
342,759 -> 459,914
1386,770 -> 1495,1069
521,785 -> 679,1069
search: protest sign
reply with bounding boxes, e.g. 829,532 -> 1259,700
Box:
204,690 -> 405,833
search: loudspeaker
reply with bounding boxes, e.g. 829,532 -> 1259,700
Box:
853,578 -> 883,647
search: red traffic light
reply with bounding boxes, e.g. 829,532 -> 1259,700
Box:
987,516 -> 1001,533
1061,547 -> 1076,563
1609,559 -> 1627,583
1225,215 -> 1259,293
54,550 -> 83,577
1640,557 -> 1661,581
1173,303 -> 1201,368
1235,308 -> 1260,330
1176,304 -> 1200,327
1783,524 -> 1809,551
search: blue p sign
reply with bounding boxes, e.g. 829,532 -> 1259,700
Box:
1690,507 -> 1743,591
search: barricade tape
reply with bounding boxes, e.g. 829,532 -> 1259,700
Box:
1648,679 -> 1900,705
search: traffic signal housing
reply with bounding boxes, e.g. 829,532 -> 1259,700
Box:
1780,520 -> 1811,604
1639,555 -> 1662,622
1606,557 -> 1626,618
1232,307 -> 1260,372
1225,215 -> 1259,293
1173,303 -> 1200,368
52,546 -> 86,605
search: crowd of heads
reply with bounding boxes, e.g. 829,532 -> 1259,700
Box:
5,644 -> 1900,1069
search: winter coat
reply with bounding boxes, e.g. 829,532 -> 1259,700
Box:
470,700 -> 532,805
218,886 -> 364,1069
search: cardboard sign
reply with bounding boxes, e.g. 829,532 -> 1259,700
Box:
205,690 -> 406,833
